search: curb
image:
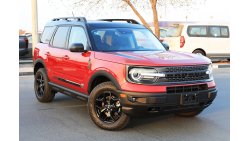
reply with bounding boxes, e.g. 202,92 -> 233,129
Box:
212,64 -> 230,69
19,60 -> 33,64
19,72 -> 33,76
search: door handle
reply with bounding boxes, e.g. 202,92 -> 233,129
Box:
63,55 -> 69,60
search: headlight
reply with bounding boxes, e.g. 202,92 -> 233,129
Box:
128,68 -> 165,84
206,64 -> 213,78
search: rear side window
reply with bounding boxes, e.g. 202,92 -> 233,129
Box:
40,26 -> 56,44
165,26 -> 182,37
160,29 -> 167,38
209,26 -> 229,38
52,26 -> 70,48
188,26 -> 207,37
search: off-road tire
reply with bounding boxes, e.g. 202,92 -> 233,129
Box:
88,81 -> 130,130
34,68 -> 55,102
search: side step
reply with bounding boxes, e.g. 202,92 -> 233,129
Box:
48,82 -> 89,100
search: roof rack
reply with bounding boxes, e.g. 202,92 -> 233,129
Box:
98,19 -> 140,24
52,17 -> 87,23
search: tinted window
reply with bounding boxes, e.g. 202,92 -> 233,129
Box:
165,26 -> 182,37
52,26 -> 69,48
68,27 -> 88,48
210,27 -> 221,37
40,26 -> 56,43
209,26 -> 229,38
221,27 -> 229,37
188,26 -> 207,36
160,29 -> 167,38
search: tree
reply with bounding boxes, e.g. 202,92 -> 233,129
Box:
50,0 -> 206,38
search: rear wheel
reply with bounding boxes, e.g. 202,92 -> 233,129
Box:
193,50 -> 205,56
88,81 -> 130,130
176,109 -> 203,117
34,68 -> 55,102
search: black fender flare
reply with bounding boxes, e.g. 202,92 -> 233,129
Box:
88,70 -> 121,94
33,59 -> 47,75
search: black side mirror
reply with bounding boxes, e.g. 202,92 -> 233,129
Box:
162,43 -> 169,51
69,43 -> 86,52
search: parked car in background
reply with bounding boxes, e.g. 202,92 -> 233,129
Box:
19,35 -> 29,56
19,33 -> 41,59
160,23 -> 230,60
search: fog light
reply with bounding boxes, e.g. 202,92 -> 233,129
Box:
127,96 -> 147,103
128,96 -> 136,102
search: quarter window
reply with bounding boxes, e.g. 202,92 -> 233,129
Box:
52,26 -> 70,48
220,27 -> 229,37
40,26 -> 56,44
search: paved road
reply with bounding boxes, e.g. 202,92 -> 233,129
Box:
20,68 -> 230,141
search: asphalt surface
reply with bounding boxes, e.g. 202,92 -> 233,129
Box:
19,68 -> 230,141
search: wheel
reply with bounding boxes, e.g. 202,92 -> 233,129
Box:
176,109 -> 203,117
88,81 -> 130,130
34,68 -> 55,102
193,50 -> 205,56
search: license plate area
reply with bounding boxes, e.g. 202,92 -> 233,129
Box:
181,93 -> 199,105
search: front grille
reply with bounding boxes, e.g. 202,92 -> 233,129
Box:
157,65 -> 210,82
167,84 -> 208,94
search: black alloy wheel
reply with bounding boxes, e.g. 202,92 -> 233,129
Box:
35,73 -> 45,98
88,81 -> 130,130
95,91 -> 122,123
34,68 -> 55,102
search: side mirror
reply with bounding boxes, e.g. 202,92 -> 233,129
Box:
162,43 -> 169,51
69,43 -> 86,52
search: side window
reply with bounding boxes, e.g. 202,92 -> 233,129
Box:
160,29 -> 167,38
52,26 -> 70,48
221,27 -> 229,37
209,26 -> 229,38
188,26 -> 207,37
68,27 -> 88,48
40,26 -> 56,44
209,27 -> 221,37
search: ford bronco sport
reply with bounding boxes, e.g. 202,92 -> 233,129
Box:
33,17 -> 217,130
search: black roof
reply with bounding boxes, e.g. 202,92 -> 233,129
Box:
45,18 -> 145,29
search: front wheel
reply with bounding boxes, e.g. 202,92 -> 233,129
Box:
88,82 -> 130,130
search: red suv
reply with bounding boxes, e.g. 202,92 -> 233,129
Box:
33,17 -> 217,130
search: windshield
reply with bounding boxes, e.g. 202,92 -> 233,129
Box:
90,28 -> 166,52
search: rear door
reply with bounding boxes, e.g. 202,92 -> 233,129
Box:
49,26 -> 71,87
185,25 -> 208,53
206,26 -> 230,56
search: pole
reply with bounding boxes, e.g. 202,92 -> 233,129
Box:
31,0 -> 38,57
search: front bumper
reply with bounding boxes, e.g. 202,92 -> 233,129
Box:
118,88 -> 217,116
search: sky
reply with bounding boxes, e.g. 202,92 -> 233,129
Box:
19,0 -> 230,32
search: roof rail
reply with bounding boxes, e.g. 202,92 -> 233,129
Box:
52,17 -> 87,23
98,19 -> 140,24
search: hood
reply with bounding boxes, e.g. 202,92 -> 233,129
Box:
94,51 -> 211,66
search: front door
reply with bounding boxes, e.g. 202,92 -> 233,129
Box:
61,26 -> 90,93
